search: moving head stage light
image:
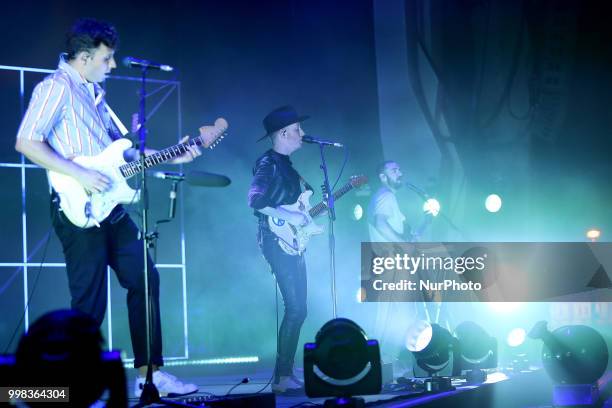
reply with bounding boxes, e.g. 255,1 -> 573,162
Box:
454,321 -> 497,383
529,321 -> 609,407
405,321 -> 461,392
304,318 -> 381,408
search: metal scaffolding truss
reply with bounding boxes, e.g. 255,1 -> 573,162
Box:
0,64 -> 189,362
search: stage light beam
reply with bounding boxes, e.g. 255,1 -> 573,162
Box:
487,302 -> 522,313
507,328 -> 526,348
423,198 -> 440,216
485,194 -> 502,213
356,287 -> 366,303
586,228 -> 601,242
352,204 -> 363,221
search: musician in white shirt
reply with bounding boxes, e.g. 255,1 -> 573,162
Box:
368,161 -> 407,242
367,160 -> 420,372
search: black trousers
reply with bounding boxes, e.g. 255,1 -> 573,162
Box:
51,197 -> 163,368
258,227 -> 307,381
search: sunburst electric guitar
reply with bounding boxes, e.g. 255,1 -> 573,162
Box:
49,117 -> 228,228
268,175 -> 368,255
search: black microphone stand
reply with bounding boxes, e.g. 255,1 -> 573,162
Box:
403,182 -> 466,329
133,67 -> 196,408
317,144 -> 338,318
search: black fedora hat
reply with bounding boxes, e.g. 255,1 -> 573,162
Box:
257,105 -> 309,141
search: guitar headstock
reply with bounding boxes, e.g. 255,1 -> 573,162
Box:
198,117 -> 229,148
350,175 -> 368,188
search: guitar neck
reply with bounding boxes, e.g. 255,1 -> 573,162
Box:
309,182 -> 355,218
119,136 -> 205,178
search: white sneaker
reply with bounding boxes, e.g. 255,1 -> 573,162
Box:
290,374 -> 304,386
271,376 -> 304,394
134,370 -> 198,397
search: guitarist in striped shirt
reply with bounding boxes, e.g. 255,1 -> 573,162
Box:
15,18 -> 199,397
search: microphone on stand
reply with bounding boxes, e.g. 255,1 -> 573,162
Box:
302,135 -> 344,148
149,172 -> 182,219
122,56 -> 174,72
151,171 -> 185,181
168,182 -> 178,219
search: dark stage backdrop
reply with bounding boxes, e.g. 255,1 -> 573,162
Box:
0,0 -> 383,370
2,0 -> 611,377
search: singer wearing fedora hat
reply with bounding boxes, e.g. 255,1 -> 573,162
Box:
248,105 -> 312,394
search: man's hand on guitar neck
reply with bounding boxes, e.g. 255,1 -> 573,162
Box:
127,136 -> 202,165
167,135 -> 202,164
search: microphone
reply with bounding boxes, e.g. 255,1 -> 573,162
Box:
302,135 -> 344,148
151,171 -> 184,181
122,56 -> 174,72
168,181 -> 178,219
151,171 -> 231,187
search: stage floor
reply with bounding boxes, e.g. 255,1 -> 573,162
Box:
122,367 -> 564,407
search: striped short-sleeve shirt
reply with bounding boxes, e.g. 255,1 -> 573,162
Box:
16,54 -> 118,158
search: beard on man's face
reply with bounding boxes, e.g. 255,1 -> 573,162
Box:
385,175 -> 402,189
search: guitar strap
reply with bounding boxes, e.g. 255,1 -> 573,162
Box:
105,104 -> 130,138
92,85 -> 129,139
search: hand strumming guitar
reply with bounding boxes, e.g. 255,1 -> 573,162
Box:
281,208 -> 310,227
75,166 -> 112,194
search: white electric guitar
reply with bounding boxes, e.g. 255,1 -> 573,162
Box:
268,175 -> 368,255
49,117 -> 228,228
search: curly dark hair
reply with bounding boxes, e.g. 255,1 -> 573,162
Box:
65,18 -> 119,60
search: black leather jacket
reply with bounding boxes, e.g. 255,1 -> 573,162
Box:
248,149 -> 302,219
